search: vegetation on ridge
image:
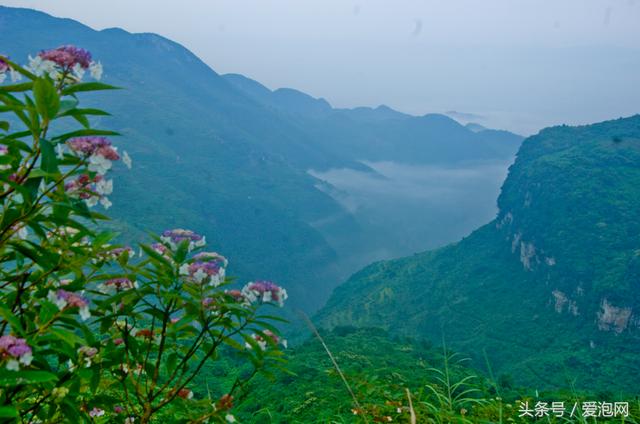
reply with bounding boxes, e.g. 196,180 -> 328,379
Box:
315,115 -> 640,392
0,48 -> 287,423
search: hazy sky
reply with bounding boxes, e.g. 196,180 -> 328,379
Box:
3,0 -> 640,134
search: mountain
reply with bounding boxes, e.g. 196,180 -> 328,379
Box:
1,6 -> 522,314
2,6 -> 352,313
466,122 -> 488,133
224,73 -> 524,164
315,115 -> 640,391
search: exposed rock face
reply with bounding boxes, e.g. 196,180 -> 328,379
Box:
552,290 -> 579,315
520,241 -> 537,270
568,302 -> 579,316
511,231 -> 521,253
552,290 -> 568,313
496,211 -> 513,229
597,299 -> 632,334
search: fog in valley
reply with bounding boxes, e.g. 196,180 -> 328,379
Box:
310,159 -> 511,271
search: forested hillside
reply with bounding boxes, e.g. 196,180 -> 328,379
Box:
316,115 -> 640,391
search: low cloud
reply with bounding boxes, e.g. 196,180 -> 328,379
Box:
310,159 -> 512,259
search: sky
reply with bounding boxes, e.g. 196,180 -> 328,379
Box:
3,0 -> 640,134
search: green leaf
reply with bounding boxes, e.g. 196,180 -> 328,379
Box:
90,368 -> 100,393
33,78 -> 60,122
59,107 -> 111,117
0,306 -> 24,336
49,327 -> 85,348
40,139 -> 59,174
38,302 -> 57,326
223,337 -> 246,352
58,98 -> 79,115
166,352 -> 178,373
62,82 -> 120,95
24,94 -> 41,131
0,121 -> 9,131
60,399 -> 82,422
72,114 -> 90,129
52,128 -> 120,143
0,81 -> 33,93
0,370 -> 58,386
0,406 -> 18,418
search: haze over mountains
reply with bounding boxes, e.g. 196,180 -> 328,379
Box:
1,5 -> 524,313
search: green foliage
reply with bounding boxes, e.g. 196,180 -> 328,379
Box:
235,327 -> 438,423
0,50 -> 286,423
315,116 -> 640,392
235,329 -> 640,423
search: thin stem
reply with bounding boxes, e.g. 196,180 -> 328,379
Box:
298,310 -> 367,423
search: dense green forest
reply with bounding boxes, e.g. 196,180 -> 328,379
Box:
316,116 -> 640,392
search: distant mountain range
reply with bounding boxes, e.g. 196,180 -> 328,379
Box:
316,115 -> 640,391
224,73 -> 523,165
1,5 -> 522,313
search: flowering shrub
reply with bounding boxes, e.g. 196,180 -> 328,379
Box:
0,48 -> 287,423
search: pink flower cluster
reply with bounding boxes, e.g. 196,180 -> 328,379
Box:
201,297 -> 216,308
78,345 -> 98,367
65,174 -> 113,209
65,174 -> 99,198
0,57 -> 8,73
225,289 -> 248,304
67,136 -> 124,176
48,289 -> 91,320
193,251 -> 228,266
151,242 -> 169,255
246,330 -> 287,351
161,229 -> 206,251
68,137 -> 118,159
241,281 -> 288,307
89,407 -> 105,418
97,246 -> 135,262
39,46 -> 92,69
0,335 -> 33,371
78,346 -> 98,357
180,254 -> 227,287
28,45 -> 103,81
99,278 -> 137,293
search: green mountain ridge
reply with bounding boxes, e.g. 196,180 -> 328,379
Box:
315,115 -> 640,391
223,73 -> 523,165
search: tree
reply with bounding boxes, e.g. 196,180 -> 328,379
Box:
0,47 -> 286,423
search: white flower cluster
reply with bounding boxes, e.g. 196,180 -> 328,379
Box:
0,67 -> 22,84
90,178 -> 113,208
160,229 -> 206,251
241,281 -> 288,307
26,55 -> 103,81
